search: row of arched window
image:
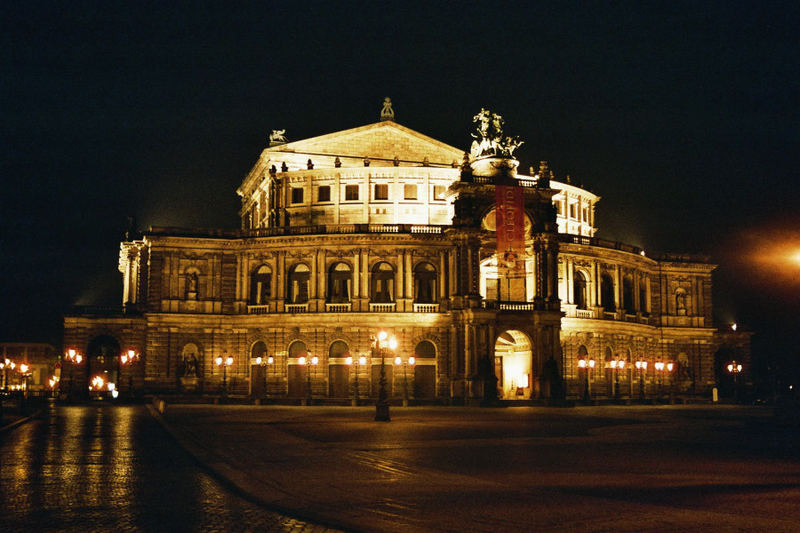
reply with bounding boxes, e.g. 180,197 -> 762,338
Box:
572,271 -> 648,313
249,261 -> 439,305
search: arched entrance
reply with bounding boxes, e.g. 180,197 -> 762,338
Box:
86,335 -> 121,392
494,330 -> 533,399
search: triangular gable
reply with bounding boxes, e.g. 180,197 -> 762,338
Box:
267,121 -> 464,167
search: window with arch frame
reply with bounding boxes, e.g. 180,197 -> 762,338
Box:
413,262 -> 437,303
371,261 -> 395,303
250,265 -> 272,304
573,270 -> 588,309
288,264 -> 310,303
328,262 -> 352,303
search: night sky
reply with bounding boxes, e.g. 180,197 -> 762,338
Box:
2,2 -> 797,376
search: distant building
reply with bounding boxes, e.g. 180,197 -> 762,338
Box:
64,105 -> 748,402
1,342 -> 58,392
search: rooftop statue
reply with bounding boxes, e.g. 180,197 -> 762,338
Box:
470,108 -> 523,158
269,129 -> 287,143
380,97 -> 395,121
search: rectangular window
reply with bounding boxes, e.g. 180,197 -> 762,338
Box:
318,185 -> 330,202
557,201 -> 564,215
433,185 -> 446,201
374,183 -> 389,201
569,203 -> 576,219
345,184 -> 359,201
291,187 -> 304,204
583,207 -> 589,223
404,184 -> 418,200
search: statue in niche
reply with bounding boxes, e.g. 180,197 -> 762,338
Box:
269,129 -> 287,143
380,97 -> 395,121
180,354 -> 198,377
470,108 -> 523,158
676,290 -> 687,316
187,271 -> 198,299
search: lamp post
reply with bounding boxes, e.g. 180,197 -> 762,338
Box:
215,353 -> 233,398
394,356 -> 416,407
119,349 -> 140,400
610,359 -> 625,402
654,361 -> 673,402
635,360 -> 647,401
373,330 -> 397,421
578,357 -> 595,403
727,361 -> 743,403
346,355 -> 367,406
64,349 -> 84,400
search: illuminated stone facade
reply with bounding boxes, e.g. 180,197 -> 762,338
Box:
64,114 -> 740,402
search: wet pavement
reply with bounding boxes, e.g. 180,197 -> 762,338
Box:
162,404 -> 800,532
0,402 -> 341,532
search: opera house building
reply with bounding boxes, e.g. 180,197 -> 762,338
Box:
64,103 -> 748,403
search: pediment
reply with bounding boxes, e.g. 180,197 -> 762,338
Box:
266,121 -> 464,167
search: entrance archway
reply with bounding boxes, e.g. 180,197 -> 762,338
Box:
494,330 -> 533,399
86,335 -> 121,391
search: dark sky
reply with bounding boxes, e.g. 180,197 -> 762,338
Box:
1,1 -> 798,370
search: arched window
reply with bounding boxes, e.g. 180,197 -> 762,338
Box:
413,262 -> 437,303
288,340 -> 307,358
577,345 -> 589,359
414,340 -> 436,358
329,340 -> 349,359
622,275 -> 634,312
371,262 -> 395,303
288,264 -> 310,304
251,341 -> 267,359
328,262 -> 352,303
601,273 -> 616,312
250,265 -> 271,305
604,346 -> 614,367
573,270 -> 588,310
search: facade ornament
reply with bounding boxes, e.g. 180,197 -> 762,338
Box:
281,162 -> 288,172
363,156 -> 371,167
307,158 -> 314,170
469,108 -> 523,158
422,156 -> 430,167
393,155 -> 400,167
269,129 -> 287,145
269,165 -> 277,175
380,97 -> 395,121
334,157 -> 342,168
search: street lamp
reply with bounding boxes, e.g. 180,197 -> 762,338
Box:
610,359 -> 625,402
215,353 -> 233,397
119,349 -> 140,399
654,361 -> 673,402
578,357 -> 595,403
373,330 -> 397,421
635,360 -> 647,401
64,349 -> 84,400
346,355 -> 367,406
727,361 -> 743,402
394,355 -> 416,407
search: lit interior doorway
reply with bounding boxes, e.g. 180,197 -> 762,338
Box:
494,330 -> 533,399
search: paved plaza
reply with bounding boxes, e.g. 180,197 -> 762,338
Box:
159,403 -> 800,532
2,402 -> 799,532
0,402 -> 340,532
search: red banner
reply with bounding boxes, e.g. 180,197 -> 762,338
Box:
495,185 -> 525,276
